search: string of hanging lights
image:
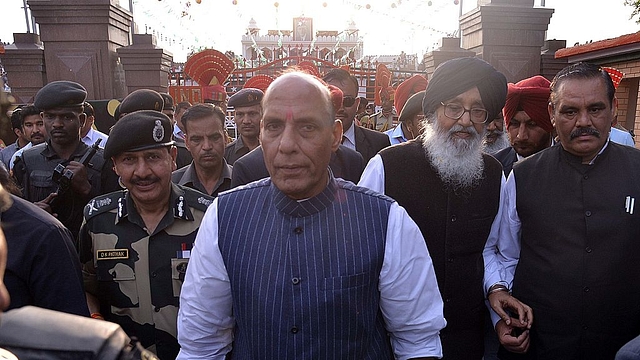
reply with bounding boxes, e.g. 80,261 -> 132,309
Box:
136,0 -> 462,62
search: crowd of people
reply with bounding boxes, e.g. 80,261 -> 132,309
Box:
0,57 -> 639,360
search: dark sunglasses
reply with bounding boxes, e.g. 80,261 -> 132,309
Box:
342,96 -> 356,107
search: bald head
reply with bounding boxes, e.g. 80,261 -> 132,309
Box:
261,71 -> 343,200
264,72 -> 335,125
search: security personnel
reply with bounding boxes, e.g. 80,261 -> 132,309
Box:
13,81 -> 107,242
102,89 -> 166,194
160,92 -> 192,169
79,110 -> 213,360
224,88 -> 263,164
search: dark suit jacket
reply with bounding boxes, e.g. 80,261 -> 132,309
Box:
231,145 -> 365,188
491,146 -> 517,177
354,125 -> 391,164
174,137 -> 193,169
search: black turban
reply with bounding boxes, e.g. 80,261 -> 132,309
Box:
422,57 -> 507,122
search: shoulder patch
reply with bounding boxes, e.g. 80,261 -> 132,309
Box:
180,186 -> 214,212
84,191 -> 123,219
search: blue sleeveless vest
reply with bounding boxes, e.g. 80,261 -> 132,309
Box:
217,177 -> 394,359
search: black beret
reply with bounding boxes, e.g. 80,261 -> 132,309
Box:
118,89 -> 164,116
399,90 -> 425,122
104,110 -> 175,159
228,88 -> 264,108
160,92 -> 175,110
34,81 -> 87,110
113,103 -> 122,121
422,57 -> 507,123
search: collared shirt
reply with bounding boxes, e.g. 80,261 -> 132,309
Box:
177,178 -> 446,359
609,127 -> 635,147
359,154 -> 510,324
9,142 -> 32,170
385,124 -> 408,145
224,136 -> 252,165
0,140 -> 20,169
341,123 -> 356,150
81,128 -> 108,148
80,183 -> 213,359
173,124 -> 185,141
374,113 -> 394,132
172,160 -> 233,197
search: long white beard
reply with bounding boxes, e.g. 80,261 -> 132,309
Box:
420,114 -> 486,191
483,131 -> 510,154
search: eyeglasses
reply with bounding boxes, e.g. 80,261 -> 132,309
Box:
440,102 -> 488,124
342,96 -> 356,107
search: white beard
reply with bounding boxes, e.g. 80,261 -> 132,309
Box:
483,131 -> 510,154
420,114 -> 485,191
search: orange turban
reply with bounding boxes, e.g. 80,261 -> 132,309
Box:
503,75 -> 552,133
394,75 -> 427,114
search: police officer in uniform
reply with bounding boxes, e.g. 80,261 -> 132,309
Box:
13,81 -> 107,242
79,110 -> 213,360
224,88 -> 263,165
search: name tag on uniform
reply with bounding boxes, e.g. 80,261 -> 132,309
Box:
96,249 -> 129,260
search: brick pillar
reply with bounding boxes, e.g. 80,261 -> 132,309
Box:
116,34 -> 173,94
422,37 -> 476,80
540,40 -> 568,81
28,0 -> 132,99
0,33 -> 46,104
460,0 -> 554,82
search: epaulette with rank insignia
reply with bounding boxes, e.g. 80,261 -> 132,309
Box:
177,185 -> 214,212
83,191 -> 125,220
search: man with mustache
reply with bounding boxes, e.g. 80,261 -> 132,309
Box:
1,105 -> 45,169
13,81 -> 106,242
359,57 -> 532,359
79,110 -> 213,360
224,88 -> 263,165
483,112 -> 510,154
492,76 -> 552,176
177,71 -> 446,359
497,62 -> 640,360
172,103 -> 232,197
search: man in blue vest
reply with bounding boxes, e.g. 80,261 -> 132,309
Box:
498,62 -> 640,359
177,71 -> 446,359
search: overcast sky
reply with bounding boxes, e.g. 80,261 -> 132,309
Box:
1,0 -> 638,62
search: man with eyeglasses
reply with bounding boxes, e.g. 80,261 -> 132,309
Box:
359,57 -> 533,359
224,88 -> 263,165
13,81 -> 107,243
322,69 -> 390,164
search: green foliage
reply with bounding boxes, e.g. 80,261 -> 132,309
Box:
625,0 -> 640,23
